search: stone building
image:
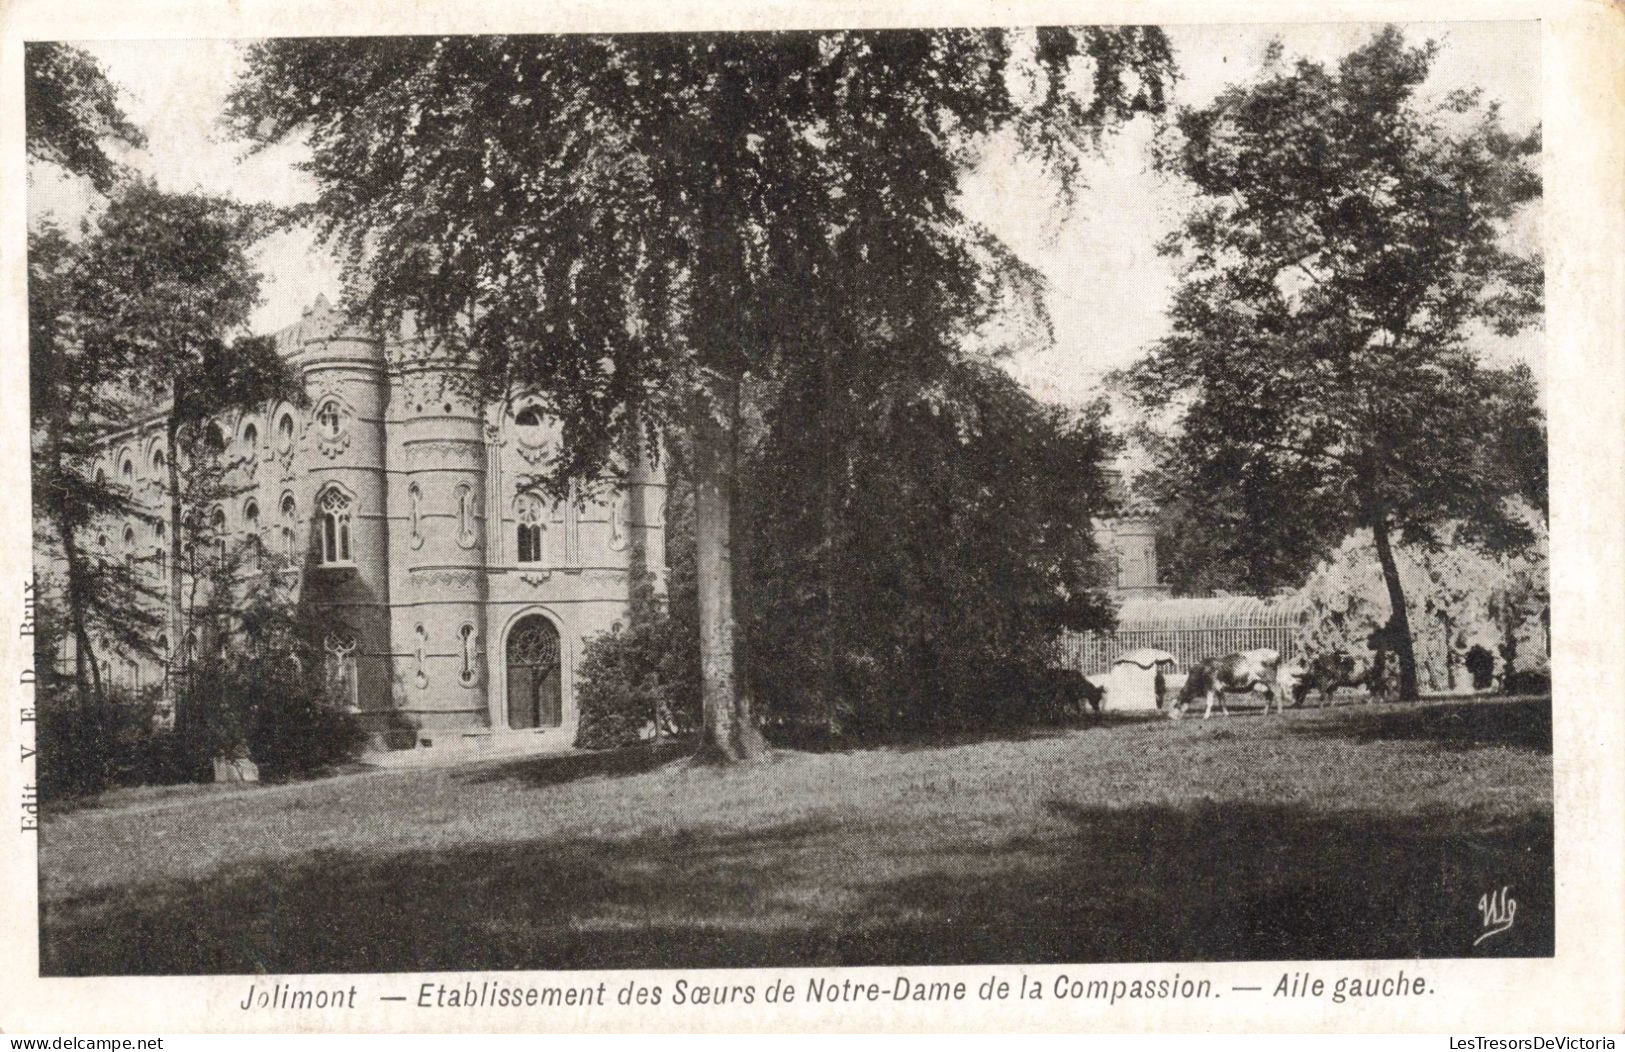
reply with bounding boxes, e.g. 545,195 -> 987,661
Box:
1092,468 -> 1167,598
58,296 -> 664,757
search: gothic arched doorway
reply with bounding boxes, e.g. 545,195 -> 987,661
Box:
506,614 -> 562,730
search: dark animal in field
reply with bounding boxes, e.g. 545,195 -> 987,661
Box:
1079,675 -> 1106,713
1465,645 -> 1495,690
1034,668 -> 1106,715
1175,648 -> 1285,719
1289,651 -> 1393,707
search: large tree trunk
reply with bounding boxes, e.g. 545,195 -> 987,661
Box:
691,397 -> 768,765
58,527 -> 102,705
1372,516 -> 1420,701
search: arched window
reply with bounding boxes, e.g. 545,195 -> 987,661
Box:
324,632 -> 359,711
244,501 -> 262,571
184,630 -> 198,668
407,483 -> 424,548
125,657 -> 140,692
455,483 -> 477,547
506,615 -> 562,729
204,424 -> 226,454
515,494 -> 545,564
242,422 -> 258,450
608,491 -> 630,551
211,508 -> 228,566
459,623 -> 479,685
318,488 -> 353,564
152,447 -> 166,474
514,405 -> 544,443
316,401 -> 342,440
281,494 -> 298,561
413,624 -> 428,689
122,526 -> 136,571
120,455 -> 134,483
277,412 -> 296,451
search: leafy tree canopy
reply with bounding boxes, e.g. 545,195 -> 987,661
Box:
25,42 -> 145,191
1119,28 -> 1544,695
227,28 -> 1175,491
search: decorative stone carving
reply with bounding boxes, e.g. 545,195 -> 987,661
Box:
454,483 -> 479,549
312,396 -> 353,460
458,623 -> 480,687
414,624 -> 429,689
411,568 -> 481,591
408,484 -> 425,550
608,491 -> 630,551
519,571 -> 553,587
404,439 -> 484,468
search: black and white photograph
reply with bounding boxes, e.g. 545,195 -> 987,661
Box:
12,4 -> 1611,1024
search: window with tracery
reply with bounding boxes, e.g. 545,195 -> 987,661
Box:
324,632 -> 359,710
515,494 -> 545,564
318,488 -> 353,564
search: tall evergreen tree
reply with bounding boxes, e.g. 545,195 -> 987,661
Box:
29,224 -> 163,705
226,28 -> 1175,760
70,183 -> 302,728
25,42 -> 148,704
1121,28 -> 1543,699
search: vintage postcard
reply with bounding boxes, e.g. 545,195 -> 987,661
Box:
1,0 -> 1620,1034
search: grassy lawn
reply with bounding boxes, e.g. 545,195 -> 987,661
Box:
39,696 -> 1553,975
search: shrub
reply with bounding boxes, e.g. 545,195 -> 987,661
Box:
35,682 -> 188,802
179,651 -> 365,780
574,550 -> 699,750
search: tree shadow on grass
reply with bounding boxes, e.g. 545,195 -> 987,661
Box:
1286,697 -> 1551,753
41,798 -> 1552,976
453,740 -> 693,791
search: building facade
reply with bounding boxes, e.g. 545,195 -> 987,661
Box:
63,296 -> 664,755
1092,468 -> 1167,598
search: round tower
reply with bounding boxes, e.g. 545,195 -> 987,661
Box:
291,297 -> 395,730
388,334 -> 492,743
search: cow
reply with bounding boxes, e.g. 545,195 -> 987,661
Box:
1288,626 -> 1401,707
1288,651 -> 1393,707
1173,648 -> 1286,719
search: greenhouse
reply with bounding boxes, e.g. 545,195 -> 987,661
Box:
1061,594 -> 1307,676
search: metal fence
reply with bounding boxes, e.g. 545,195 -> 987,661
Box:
1058,594 -> 1307,676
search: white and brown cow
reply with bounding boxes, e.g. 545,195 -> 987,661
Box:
1173,648 -> 1286,719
